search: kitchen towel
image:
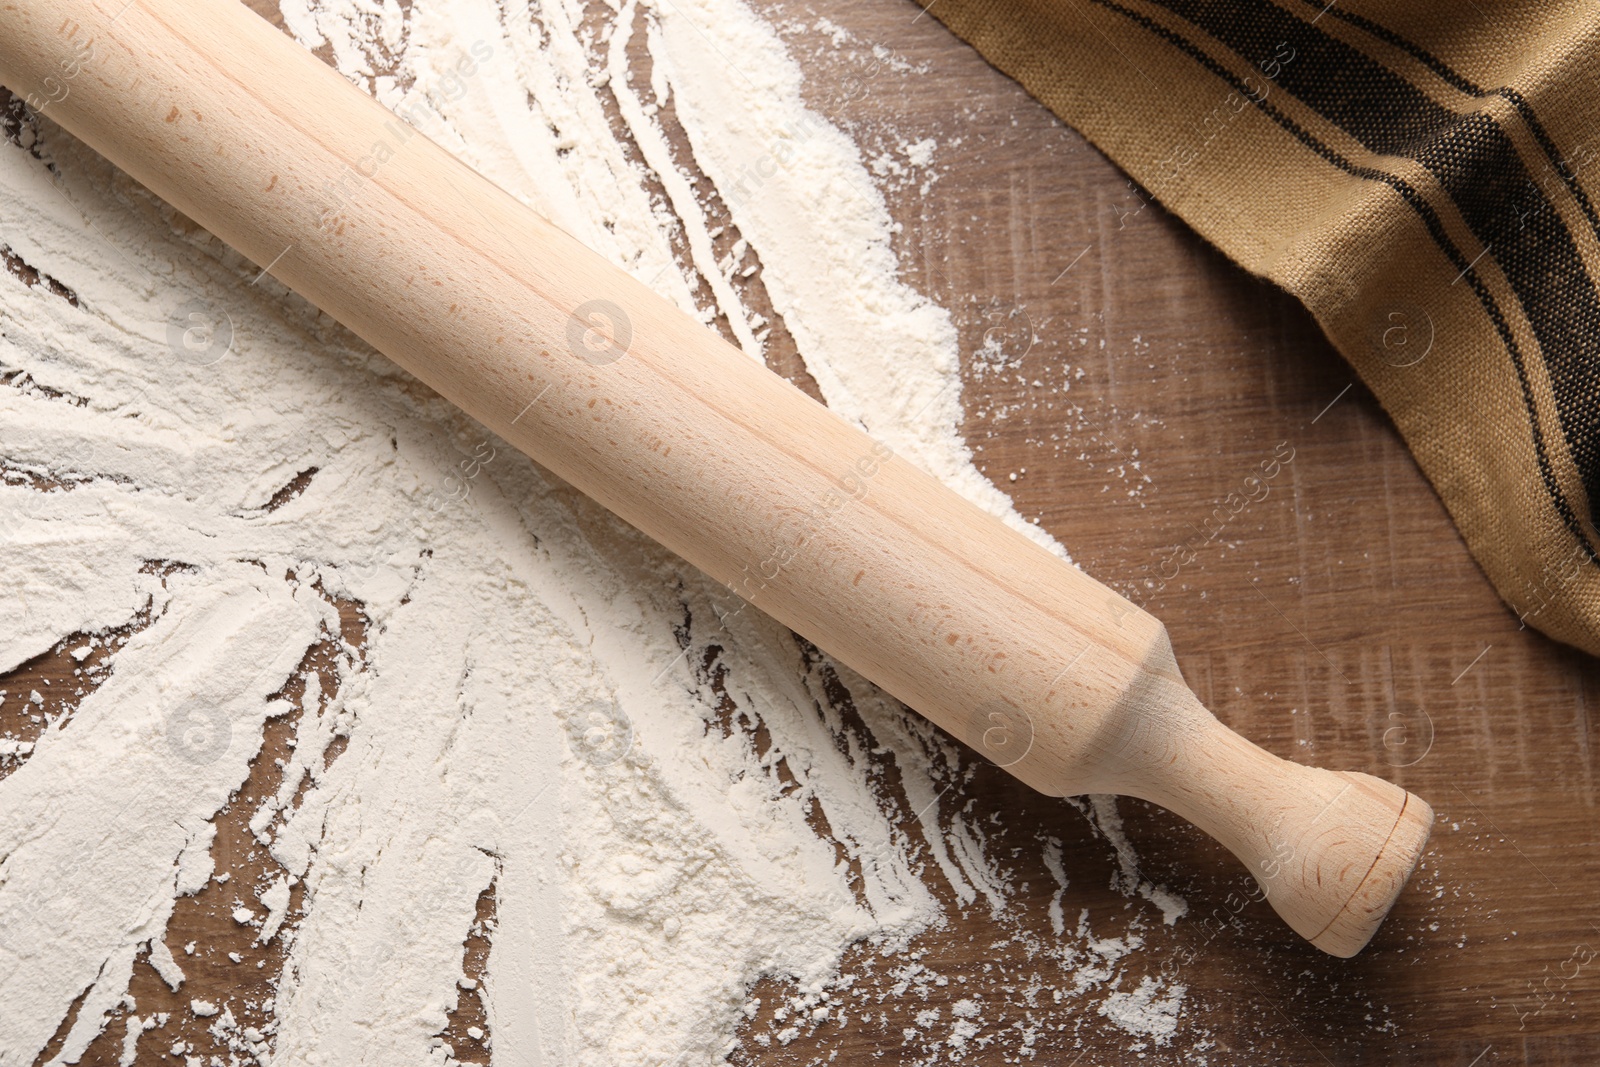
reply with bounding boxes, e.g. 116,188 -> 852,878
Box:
921,0 -> 1600,655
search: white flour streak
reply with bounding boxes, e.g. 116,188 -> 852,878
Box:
608,0 -> 765,357
0,0 -> 1184,1062
0,569 -> 319,1061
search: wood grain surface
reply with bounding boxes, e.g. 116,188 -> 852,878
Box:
3,0 -> 1596,1064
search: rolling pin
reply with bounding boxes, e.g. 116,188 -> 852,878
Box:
0,0 -> 1432,956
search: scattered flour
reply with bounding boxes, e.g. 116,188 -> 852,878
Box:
0,0 -> 1189,1063
1097,975 -> 1187,1045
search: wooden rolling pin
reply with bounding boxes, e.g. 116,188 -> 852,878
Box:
0,0 -> 1432,956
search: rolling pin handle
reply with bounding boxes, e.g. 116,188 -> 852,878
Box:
1097,672 -> 1434,957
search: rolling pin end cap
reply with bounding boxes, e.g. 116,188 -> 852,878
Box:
1304,776 -> 1434,958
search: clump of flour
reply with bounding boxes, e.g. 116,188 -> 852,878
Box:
0,0 -> 1187,1063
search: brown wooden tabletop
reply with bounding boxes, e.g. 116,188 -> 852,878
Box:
4,0 -> 1597,1064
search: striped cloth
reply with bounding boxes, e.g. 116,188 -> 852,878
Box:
923,0 -> 1600,655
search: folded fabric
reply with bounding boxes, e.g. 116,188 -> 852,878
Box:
923,0 -> 1600,655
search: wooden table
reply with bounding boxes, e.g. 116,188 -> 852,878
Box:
4,0 -> 1596,1063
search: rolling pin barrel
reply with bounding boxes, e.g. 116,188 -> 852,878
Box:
0,0 -> 1431,955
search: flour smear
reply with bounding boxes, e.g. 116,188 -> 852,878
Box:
0,1 -> 1187,1063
